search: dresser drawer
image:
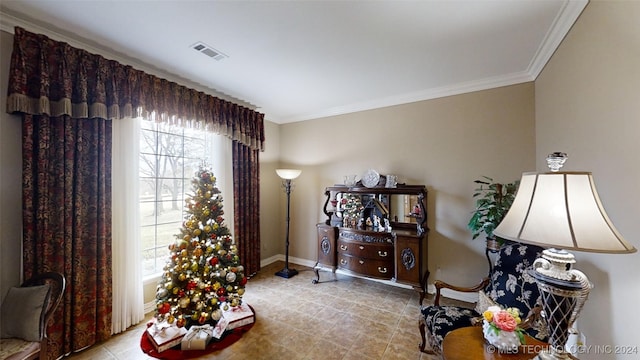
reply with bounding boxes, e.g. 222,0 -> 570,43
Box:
337,254 -> 393,280
337,238 -> 393,260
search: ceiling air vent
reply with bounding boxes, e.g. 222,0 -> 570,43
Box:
191,42 -> 227,61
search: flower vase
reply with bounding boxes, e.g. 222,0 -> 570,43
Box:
482,320 -> 520,353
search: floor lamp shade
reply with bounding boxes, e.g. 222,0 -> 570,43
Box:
276,169 -> 302,180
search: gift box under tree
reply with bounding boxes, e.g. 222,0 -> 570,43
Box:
181,324 -> 214,350
222,303 -> 255,330
146,320 -> 188,353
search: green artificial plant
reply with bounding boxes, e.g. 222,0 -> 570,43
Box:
468,176 -> 519,242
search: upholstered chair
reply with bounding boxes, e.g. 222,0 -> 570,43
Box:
419,243 -> 548,354
0,272 -> 66,360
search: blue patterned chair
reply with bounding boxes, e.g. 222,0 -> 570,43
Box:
419,243 -> 548,354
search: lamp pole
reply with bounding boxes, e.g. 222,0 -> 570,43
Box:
275,169 -> 301,278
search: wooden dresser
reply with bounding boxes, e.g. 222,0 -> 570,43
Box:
313,183 -> 429,302
337,228 -> 395,279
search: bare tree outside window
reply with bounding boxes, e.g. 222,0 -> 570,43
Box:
140,120 -> 214,276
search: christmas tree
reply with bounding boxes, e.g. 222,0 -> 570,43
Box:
154,167 -> 247,328
341,194 -> 363,228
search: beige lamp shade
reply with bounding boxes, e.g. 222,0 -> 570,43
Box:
494,171 -> 636,254
276,169 -> 302,180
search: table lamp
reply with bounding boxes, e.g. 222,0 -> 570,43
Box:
493,152 -> 636,360
275,169 -> 302,279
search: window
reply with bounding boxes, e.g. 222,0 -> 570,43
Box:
139,120 -> 222,277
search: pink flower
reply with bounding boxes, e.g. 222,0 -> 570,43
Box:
493,310 -> 518,331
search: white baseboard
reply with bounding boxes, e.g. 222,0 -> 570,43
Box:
259,254 -> 281,267
144,301 -> 156,314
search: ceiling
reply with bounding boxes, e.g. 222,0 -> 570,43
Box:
0,1 -> 587,124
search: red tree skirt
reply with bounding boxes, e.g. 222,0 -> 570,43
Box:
140,316 -> 255,359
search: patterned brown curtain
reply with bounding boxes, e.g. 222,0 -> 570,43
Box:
6,26 -> 265,358
233,141 -> 262,276
7,27 -> 265,151
22,114 -> 112,357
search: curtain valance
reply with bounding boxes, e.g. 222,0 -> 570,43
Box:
6,27 -> 264,151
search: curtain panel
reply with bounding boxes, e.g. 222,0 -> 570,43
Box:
233,142 -> 261,277
22,114 -> 113,357
6,27 -> 265,151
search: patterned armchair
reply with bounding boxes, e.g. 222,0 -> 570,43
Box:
419,243 -> 548,354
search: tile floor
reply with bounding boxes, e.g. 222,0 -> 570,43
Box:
67,261 -> 470,360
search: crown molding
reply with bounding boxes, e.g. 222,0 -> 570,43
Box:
527,0 -> 589,79
281,70 -> 535,123
0,9 -> 257,110
274,0 -> 589,124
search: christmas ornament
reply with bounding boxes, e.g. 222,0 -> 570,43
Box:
176,317 -> 186,328
156,288 -> 169,299
226,272 -> 237,282
179,297 -> 190,308
157,302 -> 170,314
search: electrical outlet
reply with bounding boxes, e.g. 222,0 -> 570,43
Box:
566,330 -> 586,355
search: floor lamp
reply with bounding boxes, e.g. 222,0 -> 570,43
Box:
494,153 -> 636,360
275,169 -> 302,279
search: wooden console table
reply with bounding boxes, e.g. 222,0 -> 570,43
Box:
442,326 -> 549,360
312,184 -> 430,302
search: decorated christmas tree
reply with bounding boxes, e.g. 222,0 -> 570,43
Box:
154,167 -> 247,328
341,194 -> 363,228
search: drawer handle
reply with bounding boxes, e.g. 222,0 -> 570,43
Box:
340,245 -> 348,251
377,267 -> 388,274
359,260 -> 365,265
378,250 -> 388,257
340,259 -> 347,265
359,245 -> 365,250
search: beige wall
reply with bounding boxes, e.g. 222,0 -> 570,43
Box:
0,30 -> 23,298
535,1 -> 640,357
273,83 -> 536,287
259,120 -> 285,260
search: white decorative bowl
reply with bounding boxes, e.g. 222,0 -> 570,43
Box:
482,320 -> 520,353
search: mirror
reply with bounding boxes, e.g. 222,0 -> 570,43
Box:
389,194 -> 419,224
329,192 -> 422,228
